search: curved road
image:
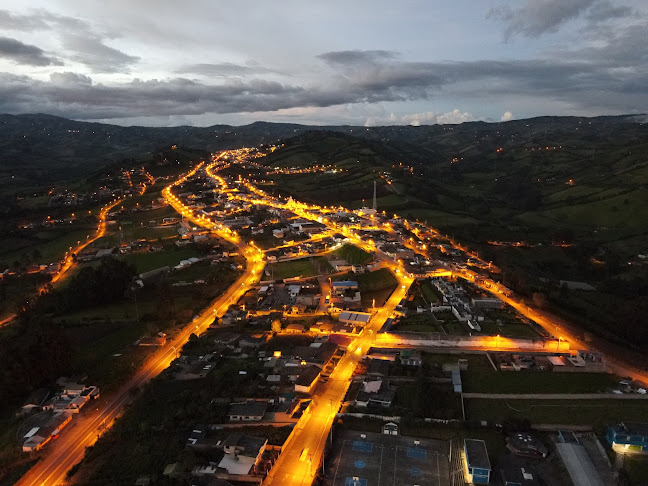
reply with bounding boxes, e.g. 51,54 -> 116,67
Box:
16,162 -> 264,486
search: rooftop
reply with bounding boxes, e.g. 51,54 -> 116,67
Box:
465,439 -> 491,470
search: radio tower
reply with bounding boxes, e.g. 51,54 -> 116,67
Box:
372,180 -> 377,211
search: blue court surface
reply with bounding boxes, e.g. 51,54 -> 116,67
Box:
352,441 -> 374,452
329,431 -> 450,486
406,447 -> 427,460
345,478 -> 368,486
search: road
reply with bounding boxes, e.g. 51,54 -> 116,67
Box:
0,197 -> 123,329
198,156 -> 416,486
16,165 -> 264,486
264,276 -> 412,486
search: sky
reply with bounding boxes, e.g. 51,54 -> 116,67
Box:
0,0 -> 646,127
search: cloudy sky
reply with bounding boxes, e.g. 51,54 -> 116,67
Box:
0,0 -> 646,126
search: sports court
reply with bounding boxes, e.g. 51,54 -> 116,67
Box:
327,430 -> 450,486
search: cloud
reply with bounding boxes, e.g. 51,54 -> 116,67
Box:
317,50 -> 399,66
1,17 -> 647,124
0,36 -> 62,66
501,111 -> 514,121
488,0 -> 633,39
364,109 -> 477,127
0,9 -> 138,73
50,72 -> 92,86
585,0 -> 634,22
175,62 -> 276,77
60,32 -> 139,73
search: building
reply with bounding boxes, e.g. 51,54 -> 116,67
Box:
294,365 -> 321,394
338,311 -> 372,327
506,433 -> 548,458
332,280 -> 359,291
355,380 -> 396,408
464,439 -> 491,484
382,422 -> 398,435
555,442 -> 604,486
606,423 -> 648,453
228,401 -> 268,422
499,457 -> 541,486
218,435 -> 267,475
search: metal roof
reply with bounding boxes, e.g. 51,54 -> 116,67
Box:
555,443 -> 604,486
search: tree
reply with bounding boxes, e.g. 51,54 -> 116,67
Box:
532,292 -> 546,308
271,319 -> 282,333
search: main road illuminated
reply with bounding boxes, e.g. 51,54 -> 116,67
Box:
16,164 -> 264,486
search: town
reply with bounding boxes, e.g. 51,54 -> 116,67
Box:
3,144 -> 647,486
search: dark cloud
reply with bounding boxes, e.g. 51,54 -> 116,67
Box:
0,36 -> 62,66
0,9 -> 138,73
488,0 -> 633,40
175,62 -> 277,77
317,50 -> 399,65
585,0 -> 634,21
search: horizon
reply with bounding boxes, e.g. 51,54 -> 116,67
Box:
5,110 -> 647,129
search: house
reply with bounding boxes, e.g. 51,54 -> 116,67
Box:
185,425 -> 222,450
607,423 -> 648,453
399,349 -> 422,367
355,380 -> 396,408
22,411 -> 73,452
295,365 -> 321,394
338,311 -> 372,327
499,457 -> 541,486
270,399 -> 300,422
464,439 -> 491,484
366,359 -> 391,378
218,435 -> 267,475
506,433 -> 548,458
290,305 -> 307,316
228,401 -> 268,422
332,280 -> 359,291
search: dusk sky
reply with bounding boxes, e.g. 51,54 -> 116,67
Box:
1,0 -> 646,126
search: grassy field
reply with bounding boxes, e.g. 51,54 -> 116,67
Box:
266,256 -> 331,280
1,227 -> 97,266
462,371 -> 619,394
478,320 -> 543,339
120,246 -> 201,273
423,352 -> 493,369
465,398 -> 648,426
333,243 -> 373,265
396,314 -> 444,333
419,280 -> 441,303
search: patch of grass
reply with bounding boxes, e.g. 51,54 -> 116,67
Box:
465,398 -> 648,426
120,246 -> 201,273
352,268 -> 398,292
478,320 -> 542,339
396,315 -> 444,333
333,243 -> 373,265
419,280 -> 441,303
422,352 -> 493,369
462,371 -> 619,394
266,256 -> 331,280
